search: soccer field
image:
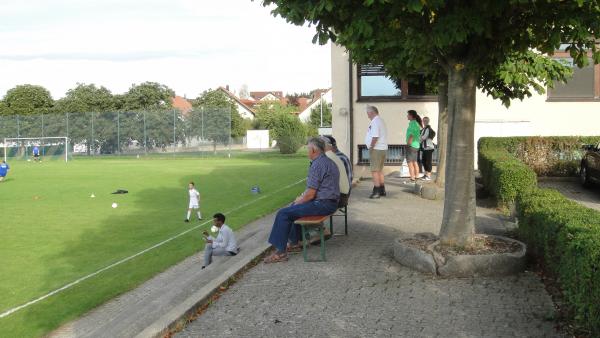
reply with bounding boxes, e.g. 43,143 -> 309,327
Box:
0,153 -> 307,337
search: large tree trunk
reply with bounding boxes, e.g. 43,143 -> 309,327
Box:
438,64 -> 477,246
435,77 -> 448,187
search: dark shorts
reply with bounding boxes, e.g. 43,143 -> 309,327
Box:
34,154 -> 39,158
406,147 -> 419,162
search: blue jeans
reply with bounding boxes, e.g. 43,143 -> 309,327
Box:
268,199 -> 338,252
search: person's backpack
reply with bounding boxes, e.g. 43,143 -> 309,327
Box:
427,126 -> 436,139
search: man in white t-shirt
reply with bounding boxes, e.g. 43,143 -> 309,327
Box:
202,213 -> 239,269
364,105 -> 388,198
185,182 -> 202,222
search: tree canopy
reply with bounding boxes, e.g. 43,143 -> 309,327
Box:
2,84 -> 54,116
262,0 -> 600,246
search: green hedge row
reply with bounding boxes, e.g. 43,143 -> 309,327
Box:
478,136 -> 600,335
479,136 -> 600,176
478,148 -> 537,209
517,188 -> 600,335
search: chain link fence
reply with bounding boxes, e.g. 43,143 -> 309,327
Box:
0,107 -> 243,159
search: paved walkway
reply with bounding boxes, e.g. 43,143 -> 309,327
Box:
539,178 -> 600,211
177,178 -> 561,338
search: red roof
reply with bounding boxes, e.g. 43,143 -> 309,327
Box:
250,91 -> 284,101
171,96 -> 192,115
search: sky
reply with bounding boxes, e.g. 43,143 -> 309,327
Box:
0,0 -> 331,99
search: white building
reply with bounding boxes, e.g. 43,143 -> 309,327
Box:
330,43 -> 600,177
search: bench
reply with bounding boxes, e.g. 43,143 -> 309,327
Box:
294,215 -> 332,262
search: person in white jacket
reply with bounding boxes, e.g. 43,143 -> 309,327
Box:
419,117 -> 436,180
202,213 -> 238,269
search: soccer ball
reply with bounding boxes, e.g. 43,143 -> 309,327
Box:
211,225 -> 218,233
111,203 -> 118,208
27,159 -> 31,162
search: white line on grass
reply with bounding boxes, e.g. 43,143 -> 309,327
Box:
0,178 -> 306,319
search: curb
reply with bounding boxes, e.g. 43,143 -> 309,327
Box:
137,239 -> 271,338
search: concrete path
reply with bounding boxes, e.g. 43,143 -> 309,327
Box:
539,178 -> 600,211
177,179 -> 561,338
49,214 -> 276,338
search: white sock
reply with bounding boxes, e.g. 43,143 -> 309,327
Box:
197,211 -> 202,219
186,211 -> 191,220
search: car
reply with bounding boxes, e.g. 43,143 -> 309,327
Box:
580,143 -> 600,187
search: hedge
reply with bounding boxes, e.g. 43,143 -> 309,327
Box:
479,136 -> 600,335
479,136 -> 600,176
478,148 -> 537,209
517,188 -> 600,335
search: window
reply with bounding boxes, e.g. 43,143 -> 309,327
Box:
547,55 -> 600,101
357,64 -> 437,102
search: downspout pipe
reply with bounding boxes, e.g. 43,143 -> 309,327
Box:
348,52 -> 354,166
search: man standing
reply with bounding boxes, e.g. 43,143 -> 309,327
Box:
0,160 -> 9,182
202,213 -> 238,269
364,105 -> 388,198
264,137 -> 340,264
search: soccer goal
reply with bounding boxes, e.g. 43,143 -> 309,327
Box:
2,137 -> 69,162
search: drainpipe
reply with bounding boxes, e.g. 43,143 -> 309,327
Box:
348,52 -> 354,166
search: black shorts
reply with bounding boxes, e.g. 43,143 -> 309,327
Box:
34,154 -> 39,158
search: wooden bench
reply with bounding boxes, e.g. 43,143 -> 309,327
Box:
294,215 -> 332,262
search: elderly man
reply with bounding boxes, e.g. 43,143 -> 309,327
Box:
264,137 -> 340,263
324,135 -> 352,188
322,136 -> 350,206
364,105 -> 388,199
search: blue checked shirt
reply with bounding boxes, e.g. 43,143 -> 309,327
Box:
307,154 -> 340,201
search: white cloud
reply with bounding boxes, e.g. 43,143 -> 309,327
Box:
0,0 -> 330,98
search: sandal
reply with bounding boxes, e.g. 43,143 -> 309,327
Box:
263,252 -> 289,264
286,244 -> 303,253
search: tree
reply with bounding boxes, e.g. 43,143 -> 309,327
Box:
121,82 -> 174,111
238,84 -> 250,99
191,89 -> 246,153
263,0 -> 596,246
2,84 -> 53,116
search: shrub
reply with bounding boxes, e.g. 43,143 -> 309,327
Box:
517,188 -> 600,334
479,136 -> 600,176
478,149 -> 537,209
271,112 -> 306,154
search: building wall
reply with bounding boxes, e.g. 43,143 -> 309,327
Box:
331,43 -> 600,178
235,102 -> 254,119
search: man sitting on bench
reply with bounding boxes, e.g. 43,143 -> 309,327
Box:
264,137 -> 340,264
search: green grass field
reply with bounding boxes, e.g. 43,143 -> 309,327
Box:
0,152 -> 307,337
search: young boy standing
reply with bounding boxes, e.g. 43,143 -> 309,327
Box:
185,182 -> 202,222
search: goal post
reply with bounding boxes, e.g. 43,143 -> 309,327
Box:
3,137 -> 69,163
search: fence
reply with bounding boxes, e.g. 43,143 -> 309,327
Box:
0,107 -> 241,158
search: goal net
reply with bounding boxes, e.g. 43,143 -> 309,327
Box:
2,137 -> 69,162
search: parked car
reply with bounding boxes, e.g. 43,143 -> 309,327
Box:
580,143 -> 600,187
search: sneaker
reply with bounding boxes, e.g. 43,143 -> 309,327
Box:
420,175 -> 431,181
184,219 -> 189,223
369,191 -> 381,199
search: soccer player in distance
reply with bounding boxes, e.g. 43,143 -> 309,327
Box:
185,182 -> 202,222
0,160 -> 9,182
33,145 -> 40,162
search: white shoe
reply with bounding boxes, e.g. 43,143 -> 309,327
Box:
420,175 -> 431,181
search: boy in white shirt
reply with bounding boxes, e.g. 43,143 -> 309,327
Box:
202,213 -> 239,269
185,182 -> 202,222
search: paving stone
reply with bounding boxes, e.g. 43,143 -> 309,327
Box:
177,181 -> 563,338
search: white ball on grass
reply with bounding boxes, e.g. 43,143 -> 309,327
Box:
211,225 -> 218,233
111,203 -> 118,208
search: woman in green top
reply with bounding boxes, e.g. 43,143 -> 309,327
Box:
406,110 -> 423,182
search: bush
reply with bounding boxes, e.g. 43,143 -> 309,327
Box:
478,149 -> 537,209
517,188 -> 600,334
479,136 -> 600,176
271,112 -> 306,154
